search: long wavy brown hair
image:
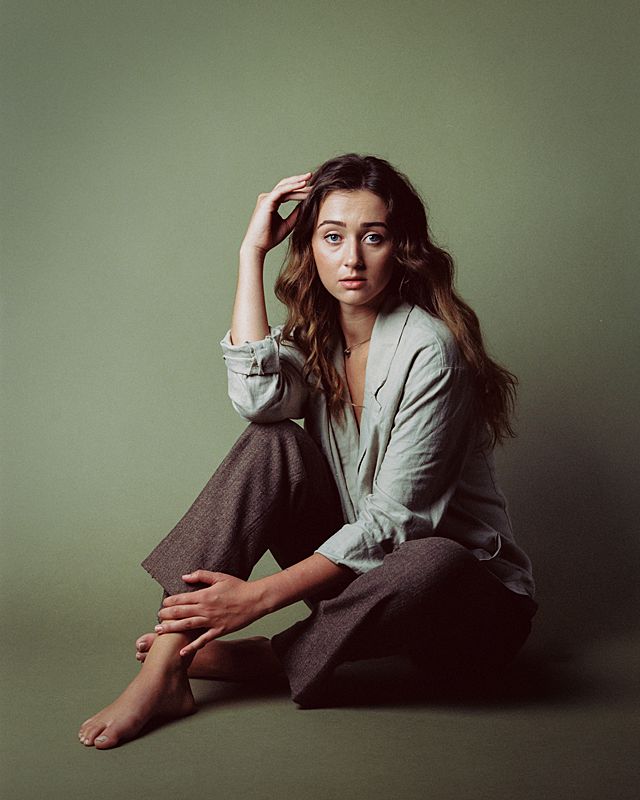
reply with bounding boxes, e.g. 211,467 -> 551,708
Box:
274,153 -> 517,446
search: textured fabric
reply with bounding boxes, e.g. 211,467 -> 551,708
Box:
272,537 -> 537,707
142,421 -> 345,598
141,422 -> 537,707
220,294 -> 536,599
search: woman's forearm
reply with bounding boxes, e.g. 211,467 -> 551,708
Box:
254,553 -> 356,614
230,246 -> 270,345
231,174 -> 310,345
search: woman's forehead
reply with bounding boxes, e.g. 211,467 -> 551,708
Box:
316,189 -> 389,221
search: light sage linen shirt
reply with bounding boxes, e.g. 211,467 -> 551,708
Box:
220,295 -> 535,600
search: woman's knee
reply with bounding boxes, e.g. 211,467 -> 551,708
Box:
395,536 -> 471,560
240,419 -> 302,443
228,419 -> 307,466
384,537 -> 478,592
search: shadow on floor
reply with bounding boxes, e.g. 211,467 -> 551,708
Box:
308,649 -> 586,710
188,643 -> 594,714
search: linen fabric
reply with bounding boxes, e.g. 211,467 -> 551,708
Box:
220,294 -> 536,600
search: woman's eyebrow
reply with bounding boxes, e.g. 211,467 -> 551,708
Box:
317,219 -> 389,229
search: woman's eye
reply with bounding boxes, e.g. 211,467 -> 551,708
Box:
323,232 -> 383,244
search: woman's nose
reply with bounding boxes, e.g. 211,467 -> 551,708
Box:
344,239 -> 363,268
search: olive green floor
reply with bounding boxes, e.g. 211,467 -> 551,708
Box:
4,579 -> 639,800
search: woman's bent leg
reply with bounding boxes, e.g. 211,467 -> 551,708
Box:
137,421 -> 345,681
271,537 -> 538,707
80,421 -> 345,747
141,421 -> 345,597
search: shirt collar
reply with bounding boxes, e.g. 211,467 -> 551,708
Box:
366,293 -> 413,399
331,293 -> 414,400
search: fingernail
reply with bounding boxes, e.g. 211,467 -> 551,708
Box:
155,625 -> 162,632
96,735 -> 108,743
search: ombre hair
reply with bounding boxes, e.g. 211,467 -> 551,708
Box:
274,153 -> 517,446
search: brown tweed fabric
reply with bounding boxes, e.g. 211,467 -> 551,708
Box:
141,420 -> 537,707
142,421 -> 345,595
272,537 -> 537,705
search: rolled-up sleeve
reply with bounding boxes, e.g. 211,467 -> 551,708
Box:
220,327 -> 310,422
315,347 -> 475,573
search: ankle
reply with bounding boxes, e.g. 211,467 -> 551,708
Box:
144,633 -> 194,672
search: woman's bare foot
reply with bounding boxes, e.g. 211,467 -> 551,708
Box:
135,633 -> 286,682
79,634 -> 196,749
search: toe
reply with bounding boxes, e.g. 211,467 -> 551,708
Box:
78,720 -> 92,742
81,728 -> 99,746
94,720 -> 130,750
94,732 -> 116,749
82,719 -> 110,747
135,633 -> 156,653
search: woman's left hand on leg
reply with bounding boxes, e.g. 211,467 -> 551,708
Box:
156,571 -> 268,656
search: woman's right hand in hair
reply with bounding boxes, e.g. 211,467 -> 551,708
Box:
240,172 -> 312,257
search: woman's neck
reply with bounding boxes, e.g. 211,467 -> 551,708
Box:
338,304 -> 378,349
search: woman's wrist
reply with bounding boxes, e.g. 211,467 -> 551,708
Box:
252,554 -> 355,615
239,241 -> 267,263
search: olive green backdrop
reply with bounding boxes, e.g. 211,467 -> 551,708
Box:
2,1 -> 639,798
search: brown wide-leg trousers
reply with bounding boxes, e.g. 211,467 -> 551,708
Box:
142,421 -> 538,707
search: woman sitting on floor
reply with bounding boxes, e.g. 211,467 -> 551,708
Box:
78,152 -> 537,749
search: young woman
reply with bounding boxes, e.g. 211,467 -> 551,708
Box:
78,153 -> 537,749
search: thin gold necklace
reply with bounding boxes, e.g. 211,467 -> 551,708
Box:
344,337 -> 371,358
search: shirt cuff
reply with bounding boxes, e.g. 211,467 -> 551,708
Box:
314,521 -> 385,575
220,328 -> 282,376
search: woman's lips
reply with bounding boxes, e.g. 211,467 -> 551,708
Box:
339,278 -> 367,289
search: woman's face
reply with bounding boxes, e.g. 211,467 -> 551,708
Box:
311,190 -> 396,313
